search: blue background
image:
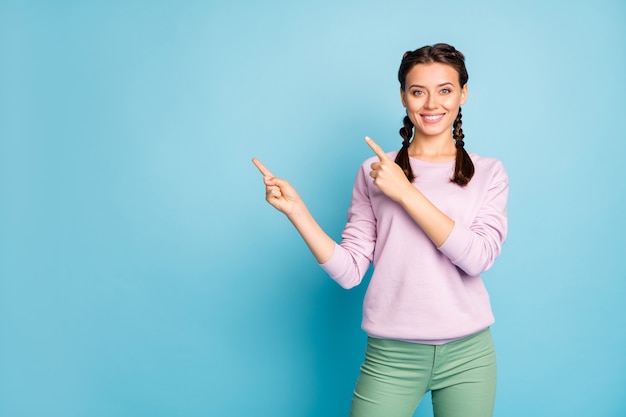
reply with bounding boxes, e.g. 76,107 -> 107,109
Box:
1,0 -> 625,416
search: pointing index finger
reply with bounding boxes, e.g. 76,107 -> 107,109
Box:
251,158 -> 274,178
365,136 -> 389,161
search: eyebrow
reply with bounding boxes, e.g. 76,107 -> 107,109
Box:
408,82 -> 455,89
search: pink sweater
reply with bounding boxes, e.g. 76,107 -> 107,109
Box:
320,152 -> 509,344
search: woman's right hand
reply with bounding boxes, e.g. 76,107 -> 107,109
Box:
251,157 -> 336,264
252,158 -> 303,217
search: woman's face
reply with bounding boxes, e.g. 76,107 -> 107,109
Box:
400,62 -> 467,141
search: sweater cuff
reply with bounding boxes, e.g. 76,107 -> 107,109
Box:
319,243 -> 360,289
319,243 -> 342,276
437,223 -> 472,264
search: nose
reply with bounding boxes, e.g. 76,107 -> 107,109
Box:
425,93 -> 437,109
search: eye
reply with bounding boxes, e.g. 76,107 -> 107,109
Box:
411,90 -> 424,96
440,88 -> 451,94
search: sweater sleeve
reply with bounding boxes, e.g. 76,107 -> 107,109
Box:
437,160 -> 509,277
319,164 -> 376,289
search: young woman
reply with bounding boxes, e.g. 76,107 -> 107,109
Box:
252,43 -> 509,417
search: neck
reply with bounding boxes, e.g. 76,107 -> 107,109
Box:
408,133 -> 457,162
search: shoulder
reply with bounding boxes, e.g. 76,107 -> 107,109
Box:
469,153 -> 506,172
469,153 -> 509,185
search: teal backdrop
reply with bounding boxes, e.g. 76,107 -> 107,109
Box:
1,0 -> 625,416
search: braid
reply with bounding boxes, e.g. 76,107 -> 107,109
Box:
394,115 -> 415,182
452,107 -> 475,186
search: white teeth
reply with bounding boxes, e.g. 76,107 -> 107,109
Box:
424,115 -> 443,121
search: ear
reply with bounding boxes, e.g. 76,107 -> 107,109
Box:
460,84 -> 468,105
400,88 -> 408,108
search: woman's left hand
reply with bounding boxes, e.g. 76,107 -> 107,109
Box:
365,136 -> 414,203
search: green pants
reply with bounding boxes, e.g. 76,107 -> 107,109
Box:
350,329 -> 497,417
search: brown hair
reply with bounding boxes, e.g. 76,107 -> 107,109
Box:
396,43 -> 474,186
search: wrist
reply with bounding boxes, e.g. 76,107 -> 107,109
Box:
286,201 -> 310,222
398,183 -> 421,207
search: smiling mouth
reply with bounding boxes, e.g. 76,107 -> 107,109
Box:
421,113 -> 445,123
